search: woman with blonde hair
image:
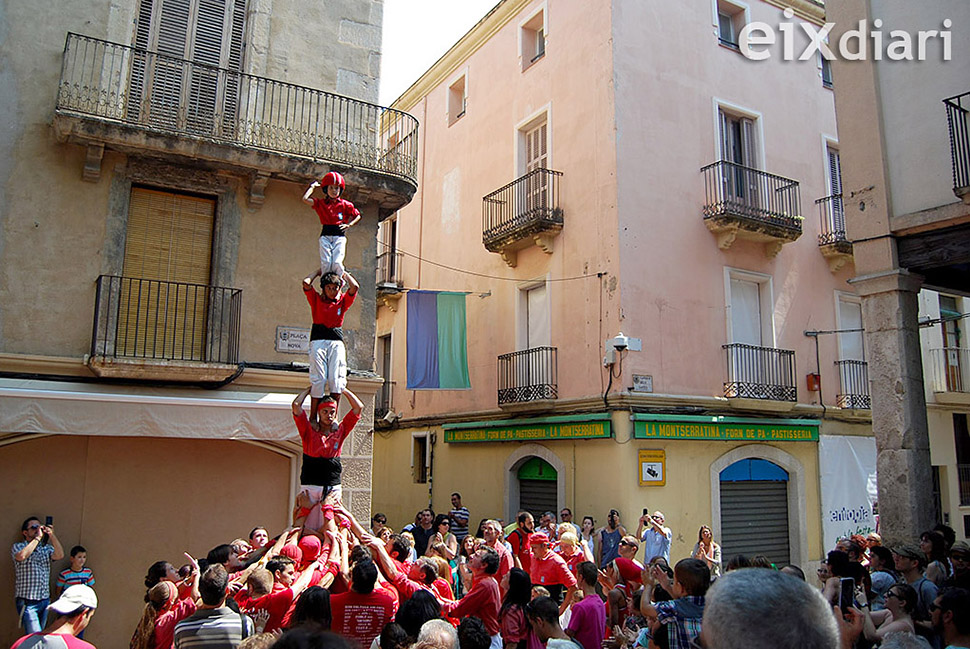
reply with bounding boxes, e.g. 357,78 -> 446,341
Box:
692,525 -> 722,579
130,554 -> 199,649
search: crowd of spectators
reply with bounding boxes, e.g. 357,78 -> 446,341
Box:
10,506 -> 970,649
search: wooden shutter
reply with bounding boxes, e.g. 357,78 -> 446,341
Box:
525,122 -> 548,215
130,0 -> 247,133
526,122 -> 548,172
121,187 -> 215,360
720,481 -> 791,566
827,147 -> 842,195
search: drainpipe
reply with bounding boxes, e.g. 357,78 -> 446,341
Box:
427,431 -> 436,509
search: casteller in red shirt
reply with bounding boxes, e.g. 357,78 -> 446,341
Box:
330,588 -> 396,648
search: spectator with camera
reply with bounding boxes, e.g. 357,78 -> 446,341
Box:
12,516 -> 65,634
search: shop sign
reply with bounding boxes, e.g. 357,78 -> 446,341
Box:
444,419 -> 610,443
634,416 -> 818,442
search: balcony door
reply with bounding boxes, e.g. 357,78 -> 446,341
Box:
728,274 -> 771,396
941,295 -> 964,391
377,217 -> 398,285
826,146 -> 844,234
129,0 -> 247,136
121,187 -> 215,360
524,284 -> 550,350
837,297 -> 864,362
730,277 -> 763,347
376,334 -> 392,416
719,109 -> 760,209
522,120 -> 548,219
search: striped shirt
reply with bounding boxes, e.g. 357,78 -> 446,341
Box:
450,506 -> 470,540
56,567 -> 95,589
174,607 -> 253,649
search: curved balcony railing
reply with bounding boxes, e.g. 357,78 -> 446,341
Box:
816,194 -> 848,246
944,91 -> 970,196
377,251 -> 404,288
55,33 -> 418,183
928,347 -> 969,393
497,346 -> 558,405
702,161 -> 802,231
483,168 -> 563,249
723,343 -> 796,402
376,381 -> 395,419
91,275 -> 241,364
835,360 -> 870,409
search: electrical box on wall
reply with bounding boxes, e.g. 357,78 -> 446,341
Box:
603,348 -> 616,367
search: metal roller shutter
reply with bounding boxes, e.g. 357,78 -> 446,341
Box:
518,456 -> 557,520
720,480 -> 790,566
519,479 -> 557,521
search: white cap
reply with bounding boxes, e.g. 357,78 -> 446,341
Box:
49,585 -> 98,614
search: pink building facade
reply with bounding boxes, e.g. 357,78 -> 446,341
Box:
373,0 -> 873,567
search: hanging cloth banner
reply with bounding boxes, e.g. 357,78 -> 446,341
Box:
819,434 -> 878,548
406,290 -> 471,390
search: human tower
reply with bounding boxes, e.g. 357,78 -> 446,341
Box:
292,171 -> 365,530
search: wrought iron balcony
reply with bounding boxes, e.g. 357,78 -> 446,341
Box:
702,161 -> 803,257
90,275 -> 242,381
944,91 -> 970,202
835,360 -> 870,409
53,33 -> 418,204
497,346 -> 558,406
723,343 -> 796,402
816,194 -> 853,271
375,380 -> 395,419
483,168 -> 563,267
928,347 -> 970,394
377,251 -> 404,290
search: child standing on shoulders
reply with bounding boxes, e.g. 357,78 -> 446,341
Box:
303,171 -> 361,278
57,545 -> 95,597
303,269 -> 358,422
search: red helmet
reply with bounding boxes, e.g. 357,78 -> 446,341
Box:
321,171 -> 345,190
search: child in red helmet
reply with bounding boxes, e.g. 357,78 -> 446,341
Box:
302,171 -> 361,278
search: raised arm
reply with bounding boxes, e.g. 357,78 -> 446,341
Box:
362,532 -> 402,582
342,387 -> 363,417
303,268 -> 322,288
184,552 -> 201,601
333,503 -> 368,542
639,564 -> 670,620
302,181 -> 319,205
342,271 -> 359,296
292,386 -> 312,416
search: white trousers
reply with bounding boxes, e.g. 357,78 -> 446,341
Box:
298,484 -> 343,530
309,339 -> 347,398
319,234 -> 347,278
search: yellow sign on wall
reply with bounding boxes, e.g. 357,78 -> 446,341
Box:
639,449 -> 666,487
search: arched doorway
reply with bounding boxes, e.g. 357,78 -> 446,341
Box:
518,456 -> 557,519
719,458 -> 790,566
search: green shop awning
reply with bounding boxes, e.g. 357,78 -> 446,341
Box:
443,413 -> 611,443
633,413 -> 818,442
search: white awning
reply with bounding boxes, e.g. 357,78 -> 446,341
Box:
0,378 -> 300,442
